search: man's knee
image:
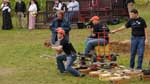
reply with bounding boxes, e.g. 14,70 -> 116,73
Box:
56,56 -> 63,61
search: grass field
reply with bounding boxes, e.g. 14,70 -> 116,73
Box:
0,5 -> 150,84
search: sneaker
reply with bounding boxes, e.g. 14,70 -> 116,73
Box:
129,68 -> 134,72
57,72 -> 66,76
135,69 -> 142,73
59,71 -> 67,74
78,74 -> 85,77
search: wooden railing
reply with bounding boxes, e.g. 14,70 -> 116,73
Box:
35,11 -> 47,28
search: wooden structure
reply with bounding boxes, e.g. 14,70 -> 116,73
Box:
79,0 -> 128,22
35,0 -> 128,28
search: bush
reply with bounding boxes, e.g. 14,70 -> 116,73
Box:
3,0 -> 45,11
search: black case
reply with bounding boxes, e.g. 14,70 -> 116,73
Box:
143,61 -> 150,75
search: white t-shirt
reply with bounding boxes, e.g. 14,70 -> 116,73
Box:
67,1 -> 79,11
28,3 -> 37,13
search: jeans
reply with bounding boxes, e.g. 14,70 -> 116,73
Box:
51,32 -> 69,44
84,38 -> 107,55
130,36 -> 145,69
56,54 -> 80,76
51,32 -> 57,44
65,12 -> 74,22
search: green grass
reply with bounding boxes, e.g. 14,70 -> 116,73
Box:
0,29 -> 150,84
0,5 -> 150,84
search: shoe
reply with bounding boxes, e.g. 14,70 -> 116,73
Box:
129,68 -> 134,72
79,57 -> 86,66
85,53 -> 93,57
59,71 -> 67,74
78,52 -> 92,57
135,69 -> 142,73
78,74 -> 85,77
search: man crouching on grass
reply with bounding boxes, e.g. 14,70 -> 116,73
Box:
45,28 -> 84,77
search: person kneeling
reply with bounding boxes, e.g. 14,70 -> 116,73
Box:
50,28 -> 84,77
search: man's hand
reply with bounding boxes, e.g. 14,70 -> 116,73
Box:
51,46 -> 63,54
110,26 -> 126,34
91,33 -> 96,37
145,39 -> 148,45
110,30 -> 117,34
55,49 -> 63,54
44,41 -> 52,48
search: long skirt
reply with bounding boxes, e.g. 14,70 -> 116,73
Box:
28,13 -> 36,30
2,10 -> 13,30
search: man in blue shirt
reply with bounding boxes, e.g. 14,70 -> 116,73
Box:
50,11 -> 71,44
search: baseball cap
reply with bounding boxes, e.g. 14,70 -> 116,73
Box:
56,28 -> 65,36
90,16 -> 100,21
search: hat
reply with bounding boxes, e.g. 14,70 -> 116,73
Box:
90,16 -> 100,21
56,28 -> 65,36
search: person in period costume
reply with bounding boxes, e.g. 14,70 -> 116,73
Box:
1,1 -> 13,30
28,0 -> 37,30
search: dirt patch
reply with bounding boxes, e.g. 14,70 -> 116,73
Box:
110,40 -> 150,59
0,68 -> 16,75
110,40 -> 131,53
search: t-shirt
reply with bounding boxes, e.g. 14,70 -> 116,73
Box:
90,23 -> 110,41
125,17 -> 147,37
60,38 -> 76,55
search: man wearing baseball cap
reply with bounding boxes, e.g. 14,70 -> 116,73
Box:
80,16 -> 110,66
51,28 -> 84,77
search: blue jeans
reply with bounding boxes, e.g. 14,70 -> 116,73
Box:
51,32 -> 69,44
51,32 -> 57,44
130,36 -> 145,69
84,38 -> 107,55
56,54 -> 80,76
65,11 -> 75,23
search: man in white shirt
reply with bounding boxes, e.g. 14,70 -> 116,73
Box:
66,0 -> 79,23
67,0 -> 79,11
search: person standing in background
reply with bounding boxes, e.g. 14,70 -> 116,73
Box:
28,0 -> 37,30
66,0 -> 79,22
1,1 -> 13,30
126,0 -> 135,13
50,11 -> 71,44
15,0 -> 26,28
53,0 -> 62,11
61,2 -> 68,12
34,0 -> 40,12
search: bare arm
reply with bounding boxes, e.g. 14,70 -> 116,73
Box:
110,25 -> 126,34
51,45 -> 62,51
145,28 -> 148,45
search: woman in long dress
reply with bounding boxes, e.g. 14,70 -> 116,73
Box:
1,1 -> 13,30
28,0 -> 37,30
